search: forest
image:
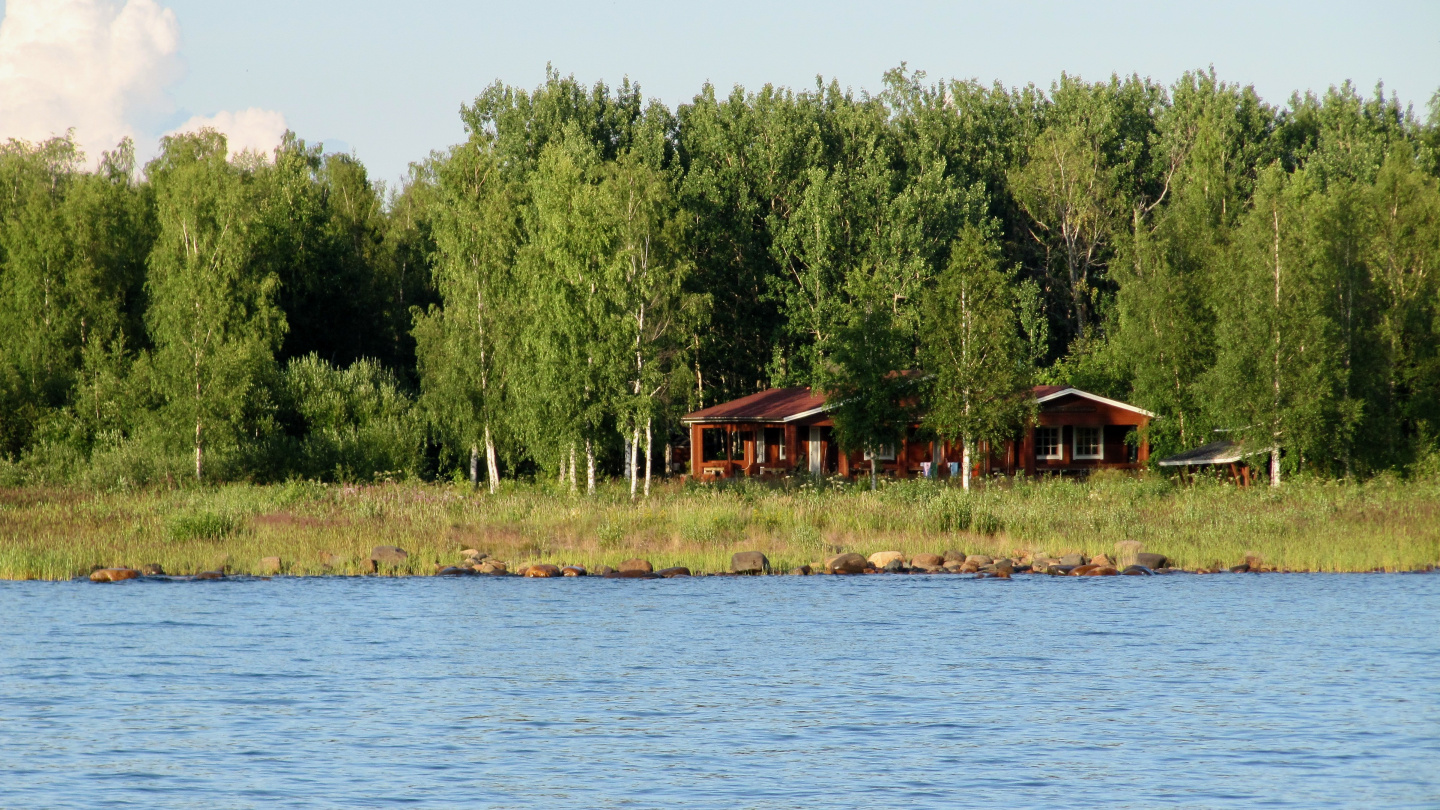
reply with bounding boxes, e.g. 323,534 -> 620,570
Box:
2,67 -> 1439,492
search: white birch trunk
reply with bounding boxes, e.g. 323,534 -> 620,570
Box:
629,426 -> 640,499
470,445 -> 479,487
644,417 -> 653,498
484,425 -> 499,495
570,443 -> 578,493
961,438 -> 972,491
586,439 -> 596,496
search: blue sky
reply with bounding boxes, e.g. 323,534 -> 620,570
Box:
3,0 -> 1438,185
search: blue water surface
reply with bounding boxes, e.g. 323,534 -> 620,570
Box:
1,573 -> 1437,809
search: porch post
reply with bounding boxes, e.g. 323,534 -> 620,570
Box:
690,423 -> 703,478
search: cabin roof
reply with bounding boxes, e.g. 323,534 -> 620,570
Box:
683,383 -> 1153,425
1035,386 -> 1157,418
681,387 -> 827,424
1156,440 -> 1266,466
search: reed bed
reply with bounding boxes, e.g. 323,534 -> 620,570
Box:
2,473 -> 1438,580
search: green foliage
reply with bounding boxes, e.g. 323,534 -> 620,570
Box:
168,510 -> 239,542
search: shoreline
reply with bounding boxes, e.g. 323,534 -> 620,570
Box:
4,476 -> 1439,580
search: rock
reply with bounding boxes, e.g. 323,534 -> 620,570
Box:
319,552 -> 343,568
943,559 -> 966,571
258,556 -> 282,575
1121,565 -> 1153,576
942,549 -> 965,563
525,564 -> 562,578
141,563 -> 165,576
657,566 -> 692,578
1089,554 -> 1114,567
618,558 -> 653,573
436,566 -> 471,576
883,558 -> 907,573
478,560 -> 507,574
562,566 -> 587,577
370,546 -> 409,567
994,559 -> 1015,576
826,553 -> 867,574
89,568 -> 139,583
1115,540 -> 1143,568
459,548 -> 482,558
607,569 -> 659,579
868,551 -> 905,569
958,561 -> 981,573
1229,562 -> 1252,573
195,570 -> 225,580
1083,566 -> 1119,576
1135,552 -> 1168,570
730,551 -> 771,575
965,554 -> 994,566
912,553 -> 945,570
1070,564 -> 1098,576
1059,554 -> 1085,567
788,566 -> 812,575
594,565 -> 616,576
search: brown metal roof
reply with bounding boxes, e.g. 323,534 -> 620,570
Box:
1157,440 -> 1266,466
681,387 -> 827,424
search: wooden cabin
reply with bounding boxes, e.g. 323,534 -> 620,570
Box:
680,385 -> 1153,480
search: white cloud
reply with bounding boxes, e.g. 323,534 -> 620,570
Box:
0,0 -> 285,165
167,107 -> 288,160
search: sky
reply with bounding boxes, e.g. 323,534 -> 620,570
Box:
2,0 -> 1438,186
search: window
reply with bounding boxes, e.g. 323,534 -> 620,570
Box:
766,428 -> 785,461
1035,427 -> 1062,460
863,445 -> 896,461
701,429 -> 729,462
1074,426 -> 1103,460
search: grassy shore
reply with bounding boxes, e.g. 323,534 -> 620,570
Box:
1,472 -> 1438,580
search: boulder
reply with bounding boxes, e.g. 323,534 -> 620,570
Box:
436,566 -> 471,576
994,559 -> 1015,576
883,558 -> 907,573
1114,540 -> 1143,568
1070,564 -> 1098,576
730,551 -> 771,575
943,559 -> 966,571
562,566 -> 587,577
607,569 -> 659,579
1058,553 -> 1085,567
1135,552 -> 1168,570
657,566 -> 692,578
459,548 -> 482,559
964,554 -> 993,566
370,546 -> 409,567
789,565 -> 812,576
942,549 -> 965,563
958,561 -> 981,573
912,553 -> 945,570
1089,554 -> 1114,567
319,552 -> 344,568
1121,565 -> 1153,576
89,568 -> 139,583
141,563 -> 165,576
1228,562 -> 1252,573
868,551 -> 905,569
1083,566 -> 1119,576
593,565 -> 616,576
195,570 -> 225,580
618,558 -> 653,573
525,564 -> 562,578
826,553 -> 867,574
258,556 -> 282,575
478,560 -> 507,574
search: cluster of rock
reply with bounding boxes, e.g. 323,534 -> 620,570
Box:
433,549 -> 692,579
87,564 -> 228,582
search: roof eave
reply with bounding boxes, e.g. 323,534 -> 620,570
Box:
1036,387 -> 1157,418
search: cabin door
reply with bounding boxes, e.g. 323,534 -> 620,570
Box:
808,426 -> 822,475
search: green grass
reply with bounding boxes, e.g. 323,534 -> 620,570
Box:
1,472 -> 1437,579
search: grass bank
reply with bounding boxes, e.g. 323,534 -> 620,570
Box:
2,473 -> 1438,580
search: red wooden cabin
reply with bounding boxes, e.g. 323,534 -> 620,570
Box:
680,385 -> 1152,480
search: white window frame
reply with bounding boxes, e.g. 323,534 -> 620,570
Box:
1035,426 -> 1062,460
775,429 -> 786,460
1073,426 -> 1103,460
863,445 -> 897,461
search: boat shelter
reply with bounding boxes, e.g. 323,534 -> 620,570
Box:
680,385 -> 1153,481
1157,439 -> 1264,486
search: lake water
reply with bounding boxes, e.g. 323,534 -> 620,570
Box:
1,573 -> 1437,809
